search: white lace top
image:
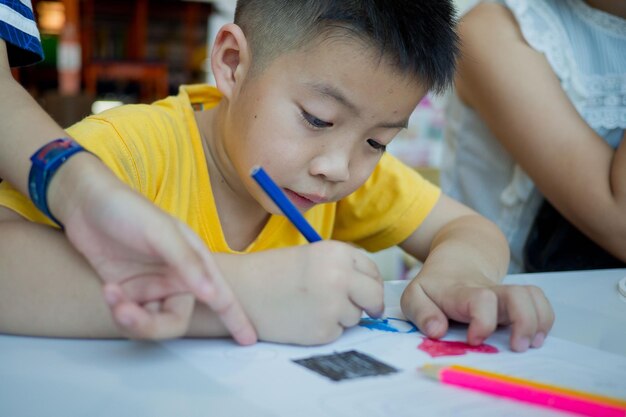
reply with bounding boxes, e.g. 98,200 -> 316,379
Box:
441,0 -> 626,272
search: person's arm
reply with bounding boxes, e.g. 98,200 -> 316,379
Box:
399,194 -> 554,352
0,40 -> 256,344
0,41 -> 67,188
0,208 -> 384,345
0,208 -> 198,338
612,131 -> 626,201
455,3 -> 626,260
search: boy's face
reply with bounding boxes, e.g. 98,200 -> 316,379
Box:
223,35 -> 426,214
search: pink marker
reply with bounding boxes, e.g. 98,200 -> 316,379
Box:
420,364 -> 626,417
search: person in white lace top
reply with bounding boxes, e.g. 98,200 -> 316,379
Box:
441,0 -> 626,273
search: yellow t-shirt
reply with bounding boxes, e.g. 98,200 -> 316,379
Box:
0,85 -> 440,253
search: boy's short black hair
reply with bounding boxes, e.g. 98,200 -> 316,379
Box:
234,0 -> 459,93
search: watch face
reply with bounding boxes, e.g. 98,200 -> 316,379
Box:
35,138 -> 77,162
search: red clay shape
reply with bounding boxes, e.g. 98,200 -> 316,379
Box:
418,337 -> 499,358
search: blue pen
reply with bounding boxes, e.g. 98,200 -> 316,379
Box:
250,166 -> 322,242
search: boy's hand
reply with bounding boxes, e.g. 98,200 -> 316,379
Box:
398,197 -> 552,352
400,276 -> 554,352
221,241 -> 385,345
48,154 -> 257,344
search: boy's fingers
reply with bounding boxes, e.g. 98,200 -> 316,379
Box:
529,285 -> 554,332
348,272 -> 384,318
178,223 -> 257,346
495,286 -> 539,352
400,282 -> 448,339
346,250 -> 384,318
351,252 -> 383,283
464,288 -> 498,346
338,302 -> 366,328
527,286 -> 554,348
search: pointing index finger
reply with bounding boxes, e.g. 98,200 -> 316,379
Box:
174,222 -> 258,345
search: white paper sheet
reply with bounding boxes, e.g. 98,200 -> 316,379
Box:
162,306 -> 626,417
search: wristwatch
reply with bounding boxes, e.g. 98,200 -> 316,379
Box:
28,138 -> 89,228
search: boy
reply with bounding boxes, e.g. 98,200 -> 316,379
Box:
0,0 -> 553,351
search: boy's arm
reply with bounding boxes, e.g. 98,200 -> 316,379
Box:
399,194 -> 554,352
456,3 -> 626,261
0,209 -> 225,338
0,210 -> 383,344
0,40 -> 255,344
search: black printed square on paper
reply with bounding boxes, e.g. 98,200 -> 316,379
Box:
292,350 -> 399,382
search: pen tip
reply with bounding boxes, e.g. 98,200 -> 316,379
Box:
250,165 -> 261,175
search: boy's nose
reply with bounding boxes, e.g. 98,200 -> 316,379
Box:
309,151 -> 350,183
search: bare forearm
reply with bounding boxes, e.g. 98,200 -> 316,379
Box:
186,305 -> 230,338
0,44 -> 67,193
0,220 -> 118,337
0,219 -> 378,344
419,215 -> 509,285
610,133 -> 626,204
0,219 -> 230,339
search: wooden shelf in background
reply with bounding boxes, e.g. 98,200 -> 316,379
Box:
85,61 -> 168,103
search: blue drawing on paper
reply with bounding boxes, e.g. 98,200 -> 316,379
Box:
359,317 -> 418,333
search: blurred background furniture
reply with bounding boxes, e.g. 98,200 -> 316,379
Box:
15,0 -> 214,126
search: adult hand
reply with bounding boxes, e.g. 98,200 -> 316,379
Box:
49,154 -> 257,344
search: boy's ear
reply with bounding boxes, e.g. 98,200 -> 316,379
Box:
211,23 -> 251,99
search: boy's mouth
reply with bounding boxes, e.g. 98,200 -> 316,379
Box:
283,189 -> 326,210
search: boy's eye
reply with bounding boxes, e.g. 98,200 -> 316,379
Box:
302,111 -> 333,129
367,139 -> 386,152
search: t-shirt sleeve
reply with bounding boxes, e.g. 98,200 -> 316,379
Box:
67,114 -> 145,190
67,102 -> 185,204
332,153 -> 441,252
0,112 -> 145,225
0,0 -> 43,67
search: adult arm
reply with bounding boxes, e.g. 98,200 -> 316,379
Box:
455,3 -> 626,261
0,40 -> 256,344
0,40 -> 67,187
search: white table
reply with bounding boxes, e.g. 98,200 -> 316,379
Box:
2,269 -> 625,417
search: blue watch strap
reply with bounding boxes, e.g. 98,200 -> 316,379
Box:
28,138 -> 89,228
